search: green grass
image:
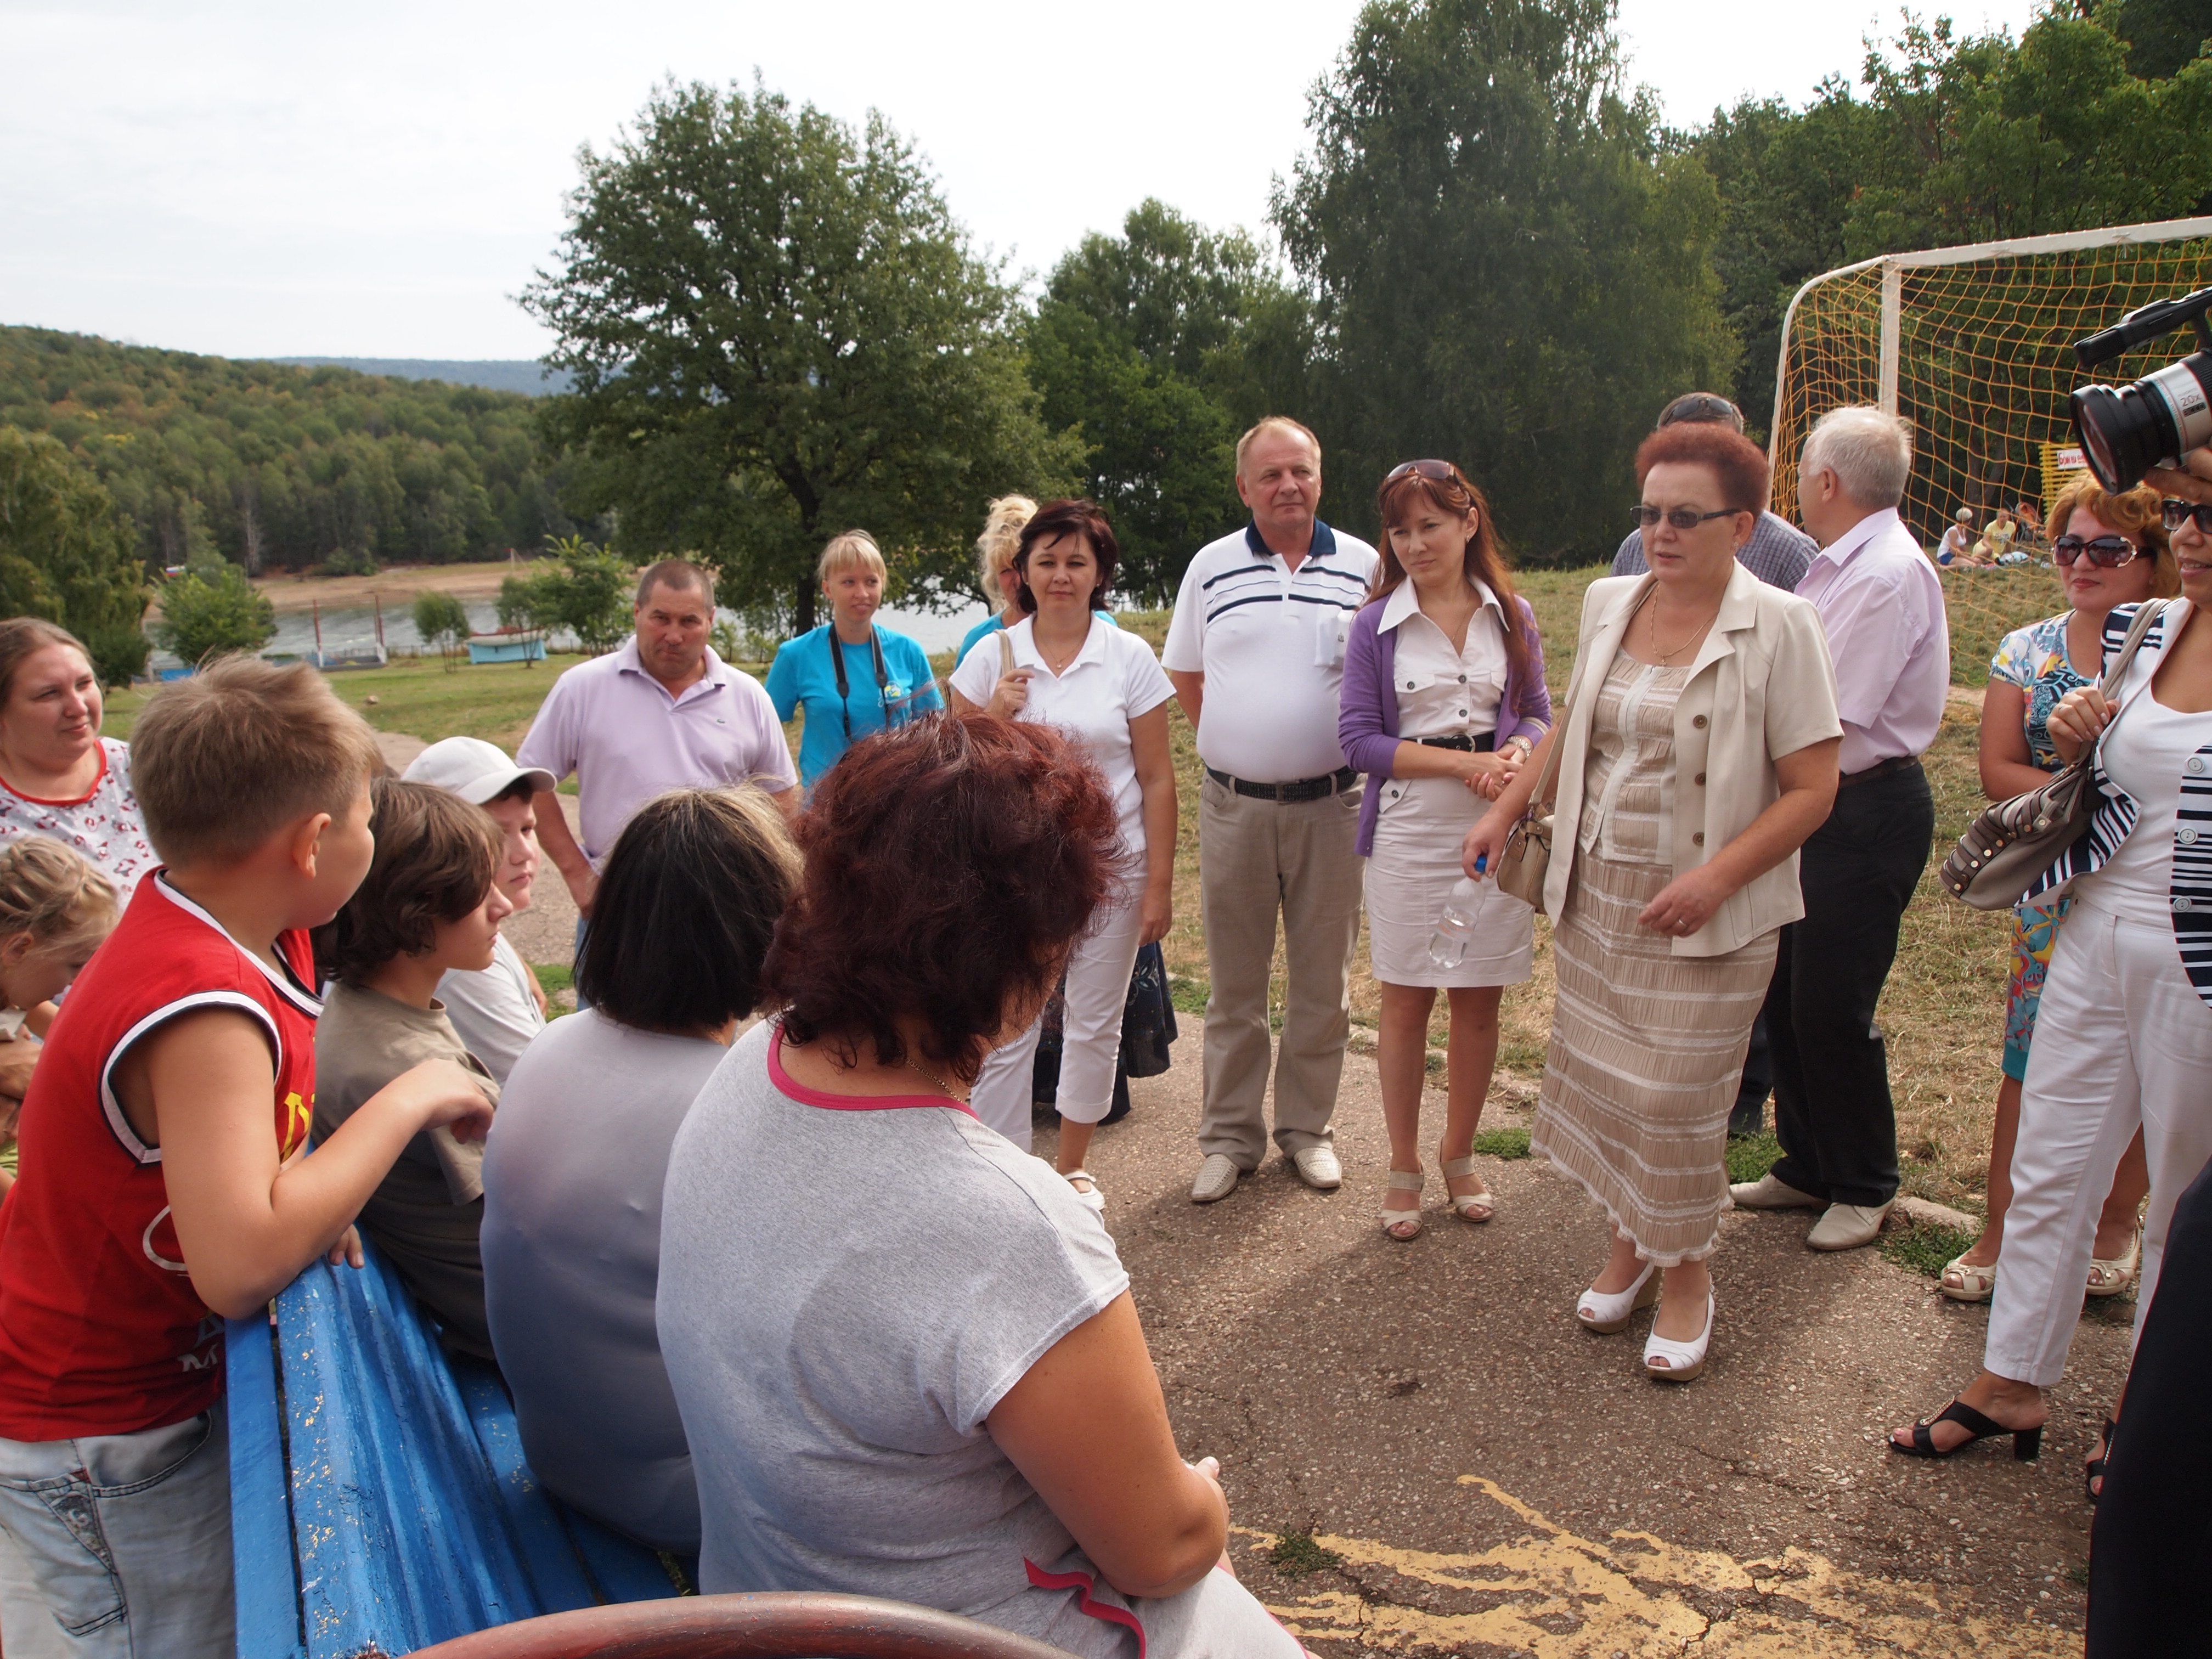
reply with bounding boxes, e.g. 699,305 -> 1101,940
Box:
1880,1220 -> 1979,1279
1472,1126 -> 1532,1159
1725,1131 -> 1783,1186
1268,1530 -> 1344,1577
1167,975 -> 1210,1015
531,962 -> 573,995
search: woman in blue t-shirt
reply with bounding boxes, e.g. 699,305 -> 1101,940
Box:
766,531 -> 945,791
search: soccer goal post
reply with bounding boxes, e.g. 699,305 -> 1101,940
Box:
1767,216 -> 2212,678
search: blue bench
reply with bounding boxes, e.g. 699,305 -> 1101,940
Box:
225,1239 -> 681,1659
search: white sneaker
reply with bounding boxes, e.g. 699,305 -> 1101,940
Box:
1728,1172 -> 1821,1210
1807,1201 -> 1890,1251
1290,1144 -> 1343,1190
1190,1154 -> 1242,1204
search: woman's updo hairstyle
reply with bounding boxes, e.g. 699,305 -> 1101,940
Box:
0,838 -> 117,963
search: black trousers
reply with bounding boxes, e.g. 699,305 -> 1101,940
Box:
2089,1151 -> 2212,1656
1762,762 -> 1934,1209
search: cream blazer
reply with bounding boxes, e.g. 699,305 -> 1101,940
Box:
1543,562 -> 1843,957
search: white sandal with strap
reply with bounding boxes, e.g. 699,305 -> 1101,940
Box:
1442,1155 -> 1496,1224
1061,1169 -> 1105,1212
1379,1170 -> 1425,1240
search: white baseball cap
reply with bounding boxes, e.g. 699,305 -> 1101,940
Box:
402,737 -> 555,805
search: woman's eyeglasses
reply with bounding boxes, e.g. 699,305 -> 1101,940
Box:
2052,534 -> 2140,568
1631,505 -> 1742,531
1385,459 -> 1459,485
2164,498 -> 2212,534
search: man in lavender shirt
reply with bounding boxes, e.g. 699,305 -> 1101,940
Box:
1730,408 -> 1949,1252
518,559 -> 797,927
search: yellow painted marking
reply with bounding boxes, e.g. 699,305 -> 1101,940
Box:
1237,1476 -> 2075,1656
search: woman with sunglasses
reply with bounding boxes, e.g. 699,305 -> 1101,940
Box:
1891,457 -> 2212,1491
1462,421 -> 1841,1383
1338,459 -> 1549,1240
766,531 -> 945,793
1941,480 -> 2176,1328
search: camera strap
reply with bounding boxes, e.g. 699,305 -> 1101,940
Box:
827,624 -> 890,746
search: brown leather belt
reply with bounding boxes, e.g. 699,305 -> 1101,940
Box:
1838,754 -> 1922,789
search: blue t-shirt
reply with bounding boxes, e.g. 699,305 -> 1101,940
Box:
765,625 -> 945,788
954,610 -> 1119,667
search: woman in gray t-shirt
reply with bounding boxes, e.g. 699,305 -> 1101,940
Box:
658,716 -> 1302,1658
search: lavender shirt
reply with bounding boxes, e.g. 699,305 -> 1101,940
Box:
1339,588 -> 1551,857
515,640 -> 798,865
1792,508 -> 1950,775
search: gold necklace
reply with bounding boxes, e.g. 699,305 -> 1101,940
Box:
1645,601 -> 1719,665
904,1054 -> 968,1103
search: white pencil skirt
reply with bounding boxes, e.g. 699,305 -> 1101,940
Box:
1363,788 -> 1534,988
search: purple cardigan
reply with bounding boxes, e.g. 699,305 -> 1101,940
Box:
1339,591 -> 1552,856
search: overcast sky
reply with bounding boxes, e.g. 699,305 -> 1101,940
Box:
1,0 -> 2041,363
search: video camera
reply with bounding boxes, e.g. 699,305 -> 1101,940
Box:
2069,285 -> 2212,492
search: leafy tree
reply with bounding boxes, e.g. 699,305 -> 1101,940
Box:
497,537 -> 634,654
1028,201 -> 1315,603
0,427 -> 151,686
151,565 -> 276,667
2099,0 -> 2212,81
1276,0 -> 1737,565
411,590 -> 474,668
524,80 -> 1075,631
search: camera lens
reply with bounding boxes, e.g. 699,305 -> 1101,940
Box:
2069,352 -> 2212,491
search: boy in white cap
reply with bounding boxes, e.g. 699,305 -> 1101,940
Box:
402,737 -> 554,1083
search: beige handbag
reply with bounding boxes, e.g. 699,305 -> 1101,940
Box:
1491,705 -> 1568,913
1939,599 -> 2166,910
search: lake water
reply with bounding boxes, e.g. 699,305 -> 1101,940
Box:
155,598 -> 995,669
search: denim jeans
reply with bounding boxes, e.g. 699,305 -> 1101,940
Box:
0,1410 -> 233,1658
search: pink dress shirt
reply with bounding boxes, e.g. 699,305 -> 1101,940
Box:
1793,507 -> 1950,775
515,640 -> 797,865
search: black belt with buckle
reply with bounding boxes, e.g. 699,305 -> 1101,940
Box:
1838,754 -> 1922,790
1413,732 -> 1496,753
1205,765 -> 1358,803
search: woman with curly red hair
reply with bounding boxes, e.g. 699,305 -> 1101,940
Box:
654,715 -> 1302,1658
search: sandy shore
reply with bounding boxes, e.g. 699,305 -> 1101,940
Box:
252,562 -> 540,614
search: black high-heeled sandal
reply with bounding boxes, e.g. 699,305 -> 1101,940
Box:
1891,1398 -> 2042,1462
2085,1417 -> 2118,1504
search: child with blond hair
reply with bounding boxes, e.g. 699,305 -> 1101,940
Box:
0,658 -> 490,1659
0,838 -> 120,1199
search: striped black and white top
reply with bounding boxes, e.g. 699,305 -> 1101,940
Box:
2024,600 -> 2212,1009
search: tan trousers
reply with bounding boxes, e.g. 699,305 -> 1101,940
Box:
1197,771 -> 1364,1167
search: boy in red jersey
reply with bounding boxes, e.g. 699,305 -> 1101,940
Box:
0,658 -> 493,1659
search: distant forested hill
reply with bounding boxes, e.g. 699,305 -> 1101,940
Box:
269,358 -> 573,396
0,327 -> 594,574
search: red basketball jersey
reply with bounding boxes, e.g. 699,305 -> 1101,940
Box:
0,873 -> 320,1438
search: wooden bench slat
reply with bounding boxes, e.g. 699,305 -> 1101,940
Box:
225,1312 -> 307,1659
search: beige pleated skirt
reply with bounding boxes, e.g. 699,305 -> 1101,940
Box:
1532,848 -> 1778,1265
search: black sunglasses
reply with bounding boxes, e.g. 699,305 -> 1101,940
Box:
2052,534 -> 2140,568
1632,505 -> 1743,531
1385,459 -> 1459,486
2164,498 -> 2212,534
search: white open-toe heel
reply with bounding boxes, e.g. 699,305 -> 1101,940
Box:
1060,1169 -> 1106,1212
1379,1170 -> 1424,1240
1576,1260 -> 1659,1333
1643,1292 -> 1715,1383
1441,1155 -> 1496,1223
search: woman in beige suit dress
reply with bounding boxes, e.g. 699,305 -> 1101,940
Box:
1463,422 -> 1842,1383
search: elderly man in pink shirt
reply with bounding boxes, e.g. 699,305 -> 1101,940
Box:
1730,408 -> 1949,1252
518,558 -> 797,925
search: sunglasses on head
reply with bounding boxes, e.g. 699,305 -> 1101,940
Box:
2164,498 -> 2212,534
2052,534 -> 2140,568
1385,459 -> 1459,486
1631,505 -> 1743,531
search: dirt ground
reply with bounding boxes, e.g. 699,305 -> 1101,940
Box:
253,562 -> 526,613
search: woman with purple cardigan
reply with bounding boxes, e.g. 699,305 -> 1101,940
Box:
1340,461 -> 1551,1241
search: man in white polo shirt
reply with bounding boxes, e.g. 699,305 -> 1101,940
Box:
1164,417 -> 1381,1203
402,736 -> 553,1084
518,558 -> 798,933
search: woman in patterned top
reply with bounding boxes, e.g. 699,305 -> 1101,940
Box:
1943,479 -> 2176,1308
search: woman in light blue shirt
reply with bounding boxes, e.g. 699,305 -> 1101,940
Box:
766,531 -> 944,791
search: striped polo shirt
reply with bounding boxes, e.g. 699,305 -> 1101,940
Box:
1163,521 -> 1380,783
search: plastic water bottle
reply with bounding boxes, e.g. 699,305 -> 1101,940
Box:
1427,867 -> 1485,969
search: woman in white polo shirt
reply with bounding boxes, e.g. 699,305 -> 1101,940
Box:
950,500 -> 1177,1202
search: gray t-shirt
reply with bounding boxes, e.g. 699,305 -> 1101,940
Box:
479,1009 -> 726,1553
437,933 -> 544,1087
657,1020 -> 1137,1652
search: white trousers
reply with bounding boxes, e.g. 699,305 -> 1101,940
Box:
970,889 -> 1146,1153
1986,899 -> 2212,1388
